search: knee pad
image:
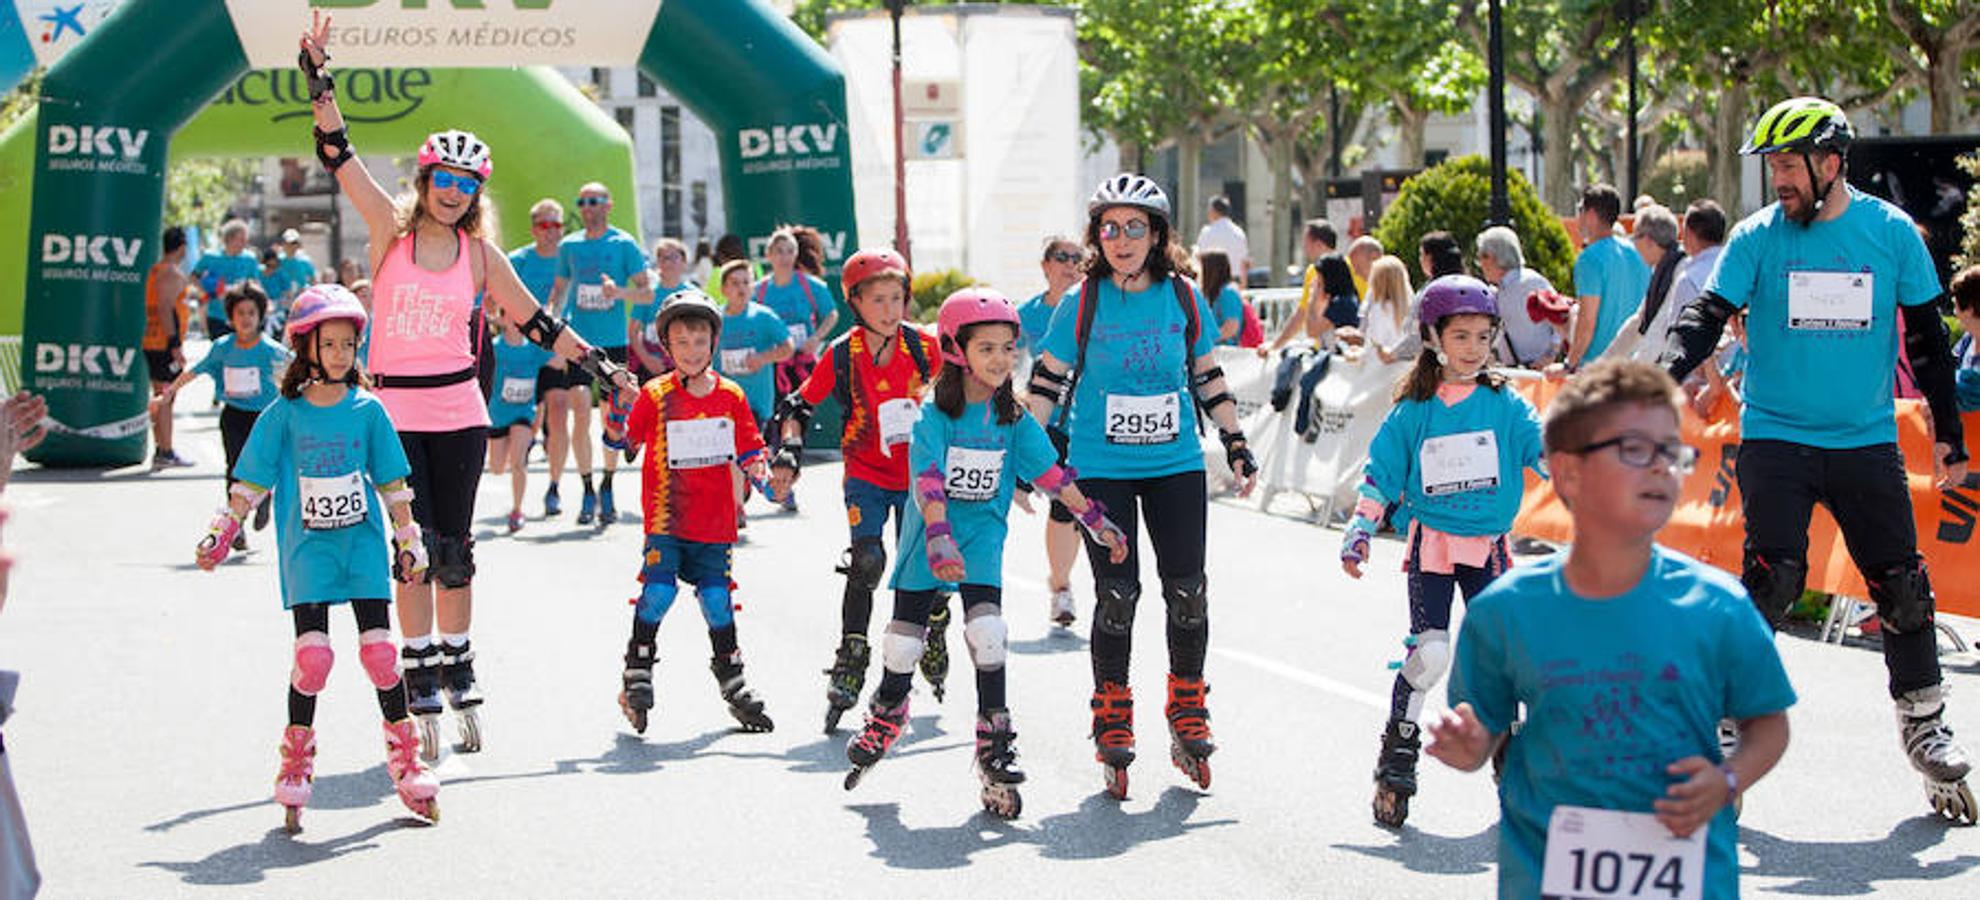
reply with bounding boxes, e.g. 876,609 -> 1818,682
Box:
839,538 -> 887,593
696,583 -> 735,630
357,629 -> 400,690
291,631 -> 334,695
881,625 -> 926,674
1741,551 -> 1807,626
963,608 -> 1009,669
1094,578 -> 1140,637
635,580 -> 680,626
431,534 -> 476,589
1401,629 -> 1452,693
1869,558 -> 1935,635
1162,573 -> 1209,630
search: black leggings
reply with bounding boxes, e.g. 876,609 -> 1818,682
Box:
288,600 -> 407,727
400,428 -> 487,537
876,585 -> 1004,712
219,405 -> 259,492
1077,469 -> 1209,686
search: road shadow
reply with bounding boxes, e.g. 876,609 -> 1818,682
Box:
1740,818 -> 1980,895
784,713 -> 962,776
528,727 -> 786,781
1331,821 -> 1499,876
138,819 -> 421,886
144,765 -> 405,834
1009,629 -> 1088,655
845,785 -> 1234,869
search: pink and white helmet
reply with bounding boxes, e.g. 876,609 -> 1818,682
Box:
936,287 -> 1021,366
417,130 -> 492,180
285,284 -> 368,342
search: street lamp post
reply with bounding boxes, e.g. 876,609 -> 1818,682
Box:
1624,0 -> 1639,203
1486,0 -> 1509,226
886,0 -> 911,267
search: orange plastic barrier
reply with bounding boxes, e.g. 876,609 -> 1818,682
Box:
1511,382 -> 1980,618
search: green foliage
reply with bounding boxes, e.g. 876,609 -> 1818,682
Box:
1959,151 -> 1980,270
1372,155 -> 1576,293
909,269 -> 976,323
164,159 -> 258,230
0,68 -> 40,134
1641,150 -> 1710,214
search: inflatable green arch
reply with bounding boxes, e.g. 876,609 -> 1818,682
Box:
15,0 -> 858,466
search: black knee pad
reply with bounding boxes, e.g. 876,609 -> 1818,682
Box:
1741,551 -> 1806,627
431,534 -> 476,589
836,538 -> 887,593
1094,578 -> 1140,638
1868,558 -> 1935,635
1162,573 -> 1209,629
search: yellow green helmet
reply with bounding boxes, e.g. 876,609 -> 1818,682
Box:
1740,97 -> 1853,156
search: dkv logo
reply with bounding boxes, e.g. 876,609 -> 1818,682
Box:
42,234 -> 143,267
35,343 -> 136,378
739,124 -> 840,159
46,125 -> 149,159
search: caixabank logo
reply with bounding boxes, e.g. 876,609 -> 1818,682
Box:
738,123 -> 843,176
39,233 -> 144,285
41,124 -> 151,176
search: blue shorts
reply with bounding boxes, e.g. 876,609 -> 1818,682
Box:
843,476 -> 906,543
641,533 -> 733,590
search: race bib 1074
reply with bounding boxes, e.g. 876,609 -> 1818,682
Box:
1540,806 -> 1706,900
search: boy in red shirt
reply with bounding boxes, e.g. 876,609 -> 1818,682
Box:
769,248 -> 944,732
610,290 -> 775,735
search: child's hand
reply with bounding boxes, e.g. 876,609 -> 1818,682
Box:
599,274 -> 621,302
1012,490 -> 1035,516
1342,557 -> 1364,579
744,456 -> 770,486
925,522 -> 966,583
194,509 -> 242,571
392,522 -> 428,584
1653,756 -> 1728,838
1425,703 -> 1492,772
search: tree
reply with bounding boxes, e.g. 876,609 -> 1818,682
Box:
1880,0 -> 1980,133
1318,0 -> 1485,170
1373,155 -> 1577,292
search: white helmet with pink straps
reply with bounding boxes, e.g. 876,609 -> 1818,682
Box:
417,130 -> 492,180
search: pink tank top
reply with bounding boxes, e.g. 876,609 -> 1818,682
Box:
369,230 -> 490,432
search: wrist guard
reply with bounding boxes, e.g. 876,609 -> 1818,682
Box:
1220,429 -> 1257,479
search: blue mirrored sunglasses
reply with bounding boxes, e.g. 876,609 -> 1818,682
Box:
430,169 -> 481,196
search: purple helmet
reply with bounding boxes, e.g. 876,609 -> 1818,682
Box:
285,284 -> 368,342
1417,275 -> 1498,327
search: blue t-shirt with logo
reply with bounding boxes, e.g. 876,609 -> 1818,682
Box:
508,245 -> 561,307
1040,277 -> 1218,480
717,301 -> 793,424
1016,287 -> 1073,356
191,250 -> 261,321
1450,545 -> 1797,900
1211,284 -> 1245,346
892,399 -> 1062,591
279,253 -> 317,299
556,227 -> 647,348
190,334 -> 293,412
1574,235 -> 1651,360
754,273 -> 832,345
232,389 -> 413,609
1361,384 -> 1545,537
1704,189 -> 1942,448
486,335 -> 554,429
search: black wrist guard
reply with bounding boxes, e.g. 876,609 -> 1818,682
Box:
298,48 -> 335,103
772,444 -> 803,472
1220,429 -> 1257,478
313,126 -> 352,172
576,346 -> 623,385
520,307 -> 565,350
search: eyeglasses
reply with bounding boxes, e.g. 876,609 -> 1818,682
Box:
656,251 -> 685,262
532,220 -> 563,231
575,196 -> 610,208
1098,220 -> 1149,242
1575,433 -> 1698,474
430,170 -> 481,196
1046,250 -> 1081,264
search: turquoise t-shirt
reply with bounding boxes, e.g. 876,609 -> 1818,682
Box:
1211,284 -> 1245,346
718,301 -> 793,424
1703,189 -> 1943,448
1361,385 -> 1545,536
753,272 -> 832,344
191,250 -> 261,321
232,389 -> 414,609
892,400 -> 1061,591
279,253 -> 317,299
1450,546 -> 1797,900
486,335 -> 554,428
190,334 -> 293,412
631,278 -> 694,337
556,227 -> 647,348
508,245 -> 560,306
1574,235 -> 1651,360
258,267 -> 293,307
1016,287 -> 1073,356
1040,277 -> 1217,480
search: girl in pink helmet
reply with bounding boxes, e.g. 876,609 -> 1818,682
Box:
300,13 -> 634,760
191,284 -> 441,830
842,287 -> 1127,819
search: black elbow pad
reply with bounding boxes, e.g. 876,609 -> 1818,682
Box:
1658,292 -> 1738,382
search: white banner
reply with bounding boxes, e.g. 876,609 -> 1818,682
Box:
19,0 -> 122,68
224,0 -> 663,70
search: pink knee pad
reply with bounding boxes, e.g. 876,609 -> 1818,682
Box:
291,632 -> 335,695
358,630 -> 401,690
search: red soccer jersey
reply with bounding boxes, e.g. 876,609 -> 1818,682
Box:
796,326 -> 941,491
625,371 -> 767,544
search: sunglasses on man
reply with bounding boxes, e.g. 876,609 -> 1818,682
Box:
575,196 -> 610,208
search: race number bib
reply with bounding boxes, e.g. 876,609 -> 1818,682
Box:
1420,430 -> 1500,496
575,283 -> 612,312
666,417 -> 734,469
222,366 -> 260,399
299,470 -> 367,531
1541,806 -> 1706,900
720,349 -> 752,373
1786,270 -> 1873,331
1106,393 -> 1180,445
878,398 -> 919,454
945,446 -> 1005,502
499,377 -> 535,405
787,323 -> 811,345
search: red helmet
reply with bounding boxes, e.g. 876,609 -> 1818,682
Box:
937,287 -> 1021,366
840,247 -> 911,300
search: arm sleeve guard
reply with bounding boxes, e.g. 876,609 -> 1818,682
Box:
915,463 -> 948,506
1902,298 -> 1968,463
1656,291 -> 1737,383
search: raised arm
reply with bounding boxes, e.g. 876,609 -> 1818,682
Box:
299,13 -> 396,259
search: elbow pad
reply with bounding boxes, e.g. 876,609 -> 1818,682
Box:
520,308 -> 566,350
1028,365 -> 1072,407
774,393 -> 815,437
1902,298 -> 1967,463
1657,292 -> 1737,382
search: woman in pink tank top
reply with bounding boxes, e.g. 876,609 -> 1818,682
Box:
302,15 -> 634,759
